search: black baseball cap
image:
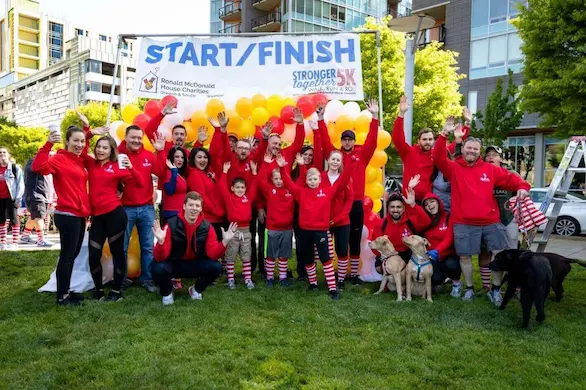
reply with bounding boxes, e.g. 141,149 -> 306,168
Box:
485,145 -> 502,155
341,130 -> 356,140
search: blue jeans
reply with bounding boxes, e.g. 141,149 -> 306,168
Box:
124,205 -> 155,282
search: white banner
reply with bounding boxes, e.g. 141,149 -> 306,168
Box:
133,33 -> 363,101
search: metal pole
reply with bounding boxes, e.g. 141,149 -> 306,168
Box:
107,36 -> 123,127
404,38 -> 414,146
376,31 -> 387,213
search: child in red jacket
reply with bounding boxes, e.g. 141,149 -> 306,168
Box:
219,161 -> 258,289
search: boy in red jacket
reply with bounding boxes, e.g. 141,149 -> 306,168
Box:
219,160 -> 259,289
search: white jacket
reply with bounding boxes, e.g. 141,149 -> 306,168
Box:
2,162 -> 25,202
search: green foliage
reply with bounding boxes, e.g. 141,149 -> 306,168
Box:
472,70 -> 523,146
60,102 -> 121,147
514,0 -> 586,137
0,125 -> 51,164
136,97 -> 149,111
0,116 -> 17,127
359,16 -> 464,138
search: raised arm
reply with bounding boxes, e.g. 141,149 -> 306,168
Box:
331,159 -> 356,197
32,134 -> 60,175
432,121 -> 456,180
391,95 -> 412,160
163,166 -> 179,196
312,121 -> 324,171
282,108 -> 305,162
493,166 -> 531,193
208,127 -> 225,175
279,162 -> 301,199
316,102 -> 335,158
360,99 -> 380,163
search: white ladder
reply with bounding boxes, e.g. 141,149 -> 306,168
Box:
529,136 -> 586,252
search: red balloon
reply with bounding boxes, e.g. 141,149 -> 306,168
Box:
311,93 -> 328,107
160,95 -> 178,108
268,116 -> 284,135
144,100 -> 162,118
133,113 -> 151,130
296,95 -> 316,117
363,196 -> 373,213
280,105 -> 296,125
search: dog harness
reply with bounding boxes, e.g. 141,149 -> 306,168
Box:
410,255 -> 431,281
379,251 -> 399,276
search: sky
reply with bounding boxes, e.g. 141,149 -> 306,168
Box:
0,0 -> 211,36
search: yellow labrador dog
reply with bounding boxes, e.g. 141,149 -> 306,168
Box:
402,235 -> 434,302
369,236 -> 407,301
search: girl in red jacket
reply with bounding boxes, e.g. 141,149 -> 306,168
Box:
83,136 -> 144,302
161,146 -> 188,224
278,154 -> 355,300
32,127 -> 91,305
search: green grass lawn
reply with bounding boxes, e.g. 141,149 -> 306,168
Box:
1,251 -> 586,389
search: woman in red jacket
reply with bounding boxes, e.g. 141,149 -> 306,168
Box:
84,136 -> 144,302
161,146 -> 188,223
32,127 -> 91,305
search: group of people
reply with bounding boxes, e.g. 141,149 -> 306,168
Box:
0,94 -> 531,306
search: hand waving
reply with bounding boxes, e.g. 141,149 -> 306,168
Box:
221,222 -> 239,245
76,109 -> 89,128
198,126 -> 209,144
408,174 -> 421,189
152,220 -> 167,244
402,186 -> 416,207
366,98 -> 379,120
398,95 -> 410,118
276,154 -> 287,168
293,107 -> 304,124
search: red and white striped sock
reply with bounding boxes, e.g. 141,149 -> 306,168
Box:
36,228 -> 44,243
323,260 -> 337,291
11,225 -> 19,244
327,231 -> 335,259
313,245 -> 320,263
242,260 -> 252,282
306,263 -> 317,285
0,223 -> 7,245
278,258 -> 288,280
480,266 -> 491,288
226,262 -> 235,282
337,256 -> 349,281
22,227 -> 32,239
350,256 -> 360,276
265,258 -> 275,280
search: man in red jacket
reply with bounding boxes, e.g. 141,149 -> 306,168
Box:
433,119 -> 531,306
151,192 -> 238,305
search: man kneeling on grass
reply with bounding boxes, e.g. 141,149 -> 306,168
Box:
151,191 -> 238,305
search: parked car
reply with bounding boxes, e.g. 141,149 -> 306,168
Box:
530,188 -> 586,236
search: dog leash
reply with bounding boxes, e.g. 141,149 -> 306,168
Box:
410,255 -> 431,281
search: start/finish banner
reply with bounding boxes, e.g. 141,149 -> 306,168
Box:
133,33 -> 364,101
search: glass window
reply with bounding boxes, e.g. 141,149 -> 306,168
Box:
76,28 -> 84,36
509,0 -> 525,17
530,190 -> 546,203
489,35 -> 507,67
296,0 -> 303,14
470,39 -> 488,70
468,91 -> 478,114
305,0 -> 313,15
315,0 -> 322,18
331,5 -> 338,20
490,0 -> 507,23
338,6 -> 345,22
471,0 -> 489,28
99,35 -> 107,42
507,33 -> 522,64
323,3 -> 331,19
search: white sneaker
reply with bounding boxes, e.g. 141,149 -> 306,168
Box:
488,289 -> 503,308
450,283 -> 463,298
462,288 -> 475,301
245,280 -> 255,290
36,240 -> 54,247
0,243 -> 6,250
227,280 -> 236,290
19,236 -> 32,244
162,293 -> 174,306
188,285 -> 203,300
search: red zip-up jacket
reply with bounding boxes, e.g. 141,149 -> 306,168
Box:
32,142 -> 90,217
187,168 -> 225,223
162,168 -> 188,213
320,171 -> 353,227
320,118 -> 379,200
421,193 -> 454,260
258,165 -> 295,230
433,135 -> 530,226
374,203 -> 431,253
118,143 -> 162,207
282,160 -> 355,231
84,158 -> 145,216
154,212 -> 226,261
219,172 -> 258,228
392,116 -> 469,201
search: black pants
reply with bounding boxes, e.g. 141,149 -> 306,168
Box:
54,214 -> 86,300
0,198 -> 18,225
150,259 -> 222,296
293,211 -> 306,278
349,200 -> 364,257
431,255 -> 461,286
330,224 -> 350,257
250,208 -> 266,274
89,207 -> 128,292
297,229 -> 330,266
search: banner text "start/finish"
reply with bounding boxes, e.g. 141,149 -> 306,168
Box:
145,39 -> 357,67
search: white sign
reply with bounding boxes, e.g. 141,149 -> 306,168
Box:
133,33 -> 364,101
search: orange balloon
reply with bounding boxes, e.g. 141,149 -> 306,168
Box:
366,182 -> 384,200
183,121 -> 196,143
102,241 -> 112,257
335,115 -> 355,134
127,253 -> 141,278
116,123 -> 129,141
376,168 -> 383,183
226,110 -> 242,135
372,198 -> 382,213
191,110 -> 208,127
366,166 -> 378,184
377,130 -> 392,149
356,132 -> 367,146
235,97 -> 253,119
327,121 -> 339,141
206,98 -> 225,118
370,149 -> 388,168
143,135 -> 155,152
239,119 -> 255,138
251,94 -> 266,108
355,115 -> 371,134
129,227 -> 140,255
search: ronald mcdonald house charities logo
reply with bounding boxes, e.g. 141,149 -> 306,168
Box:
139,68 -> 159,94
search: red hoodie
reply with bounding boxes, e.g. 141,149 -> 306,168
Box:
320,171 -> 353,227
374,202 -> 430,253
433,135 -> 530,226
186,168 -> 225,223
258,165 -> 295,230
32,142 -> 90,217
320,118 -> 379,200
154,212 -> 226,261
282,160 -> 355,231
219,172 -> 258,227
118,142 -> 162,207
421,193 -> 454,260
162,168 -> 188,214
392,116 -> 469,201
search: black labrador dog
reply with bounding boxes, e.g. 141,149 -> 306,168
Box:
490,250 -> 552,328
498,249 -> 586,301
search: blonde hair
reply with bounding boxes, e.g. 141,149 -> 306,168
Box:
326,150 -> 344,173
306,167 -> 320,178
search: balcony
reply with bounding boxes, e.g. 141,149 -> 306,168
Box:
251,11 -> 281,32
417,24 -> 446,47
252,0 -> 281,12
219,2 -> 242,22
219,23 -> 241,34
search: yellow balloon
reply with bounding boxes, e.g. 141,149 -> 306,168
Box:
116,123 -> 129,141
366,182 -> 384,200
226,110 -> 242,135
333,138 -> 342,150
372,198 -> 382,213
266,94 -> 284,117
327,121 -> 339,140
377,130 -> 392,149
235,97 -> 253,119
122,104 -> 141,124
182,122 -> 196,143
370,149 -> 388,168
355,114 -> 371,134
143,135 -> 155,152
335,115 -> 355,134
206,98 -> 225,118
376,168 -> 383,183
239,119 -> 256,138
251,107 -> 270,127
366,166 -> 378,184
191,110 -> 208,127
251,94 -> 266,108
283,96 -> 297,107
127,253 -> 141,278
356,132 -> 367,145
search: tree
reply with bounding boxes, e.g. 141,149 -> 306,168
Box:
0,125 -> 54,165
514,0 -> 586,137
60,102 -> 121,147
472,70 -> 523,146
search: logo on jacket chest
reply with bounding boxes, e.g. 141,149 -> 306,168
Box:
480,173 -> 490,183
104,164 -> 115,174
439,222 -> 448,231
142,158 -> 152,168
402,228 -> 409,237
316,189 -> 326,198
241,195 -> 249,203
